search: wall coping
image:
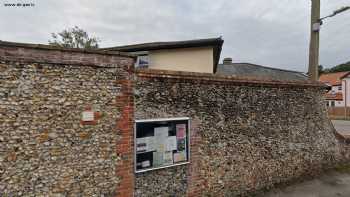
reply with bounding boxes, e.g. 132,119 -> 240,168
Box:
0,40 -> 135,68
0,40 -> 135,58
136,68 -> 328,88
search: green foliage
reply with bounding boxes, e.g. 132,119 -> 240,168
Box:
328,62 -> 350,73
49,26 -> 100,49
319,61 -> 350,74
318,65 -> 325,75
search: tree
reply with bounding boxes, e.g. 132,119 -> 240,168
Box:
318,65 -> 324,75
328,61 -> 350,73
318,61 -> 350,75
49,26 -> 100,49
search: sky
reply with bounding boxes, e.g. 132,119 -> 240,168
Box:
0,0 -> 349,72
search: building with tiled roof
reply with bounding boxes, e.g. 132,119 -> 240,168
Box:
319,71 -> 350,107
103,38 -> 308,82
102,37 -> 224,74
319,71 -> 350,86
217,58 -> 308,81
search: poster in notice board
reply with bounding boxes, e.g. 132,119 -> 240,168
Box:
135,118 -> 190,172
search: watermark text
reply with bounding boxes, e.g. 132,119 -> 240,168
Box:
3,2 -> 35,7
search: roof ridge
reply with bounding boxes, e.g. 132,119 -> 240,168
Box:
320,71 -> 350,76
221,62 -> 305,74
101,37 -> 223,50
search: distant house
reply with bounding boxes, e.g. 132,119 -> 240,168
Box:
103,37 -> 308,81
102,38 -> 224,74
217,58 -> 308,81
319,71 -> 350,107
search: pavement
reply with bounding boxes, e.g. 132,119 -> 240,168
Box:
331,120 -> 350,137
260,171 -> 350,197
259,120 -> 350,197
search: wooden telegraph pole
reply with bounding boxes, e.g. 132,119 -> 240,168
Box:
308,0 -> 321,81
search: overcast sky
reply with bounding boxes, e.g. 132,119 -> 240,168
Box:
0,0 -> 349,72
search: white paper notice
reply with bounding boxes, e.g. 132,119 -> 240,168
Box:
137,137 -> 156,152
82,111 -> 94,121
156,142 -> 165,152
173,151 -> 187,163
136,137 -> 147,152
146,137 -> 156,152
154,127 -> 168,151
153,152 -> 163,167
166,136 -> 177,151
141,160 -> 150,168
154,127 -> 169,138
163,151 -> 173,165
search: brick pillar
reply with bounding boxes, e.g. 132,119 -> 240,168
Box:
115,78 -> 134,197
187,119 -> 203,197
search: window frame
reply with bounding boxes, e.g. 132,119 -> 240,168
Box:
331,101 -> 335,107
134,117 -> 191,173
135,55 -> 150,68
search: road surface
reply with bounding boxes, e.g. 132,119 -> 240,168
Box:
260,120 -> 350,197
261,170 -> 350,197
331,120 -> 350,137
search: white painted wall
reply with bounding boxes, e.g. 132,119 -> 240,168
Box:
343,78 -> 350,107
328,79 -> 350,107
327,100 -> 344,107
327,85 -> 343,107
148,47 -> 214,73
331,85 -> 342,93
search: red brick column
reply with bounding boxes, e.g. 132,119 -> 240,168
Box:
115,78 -> 134,197
187,119 -> 203,197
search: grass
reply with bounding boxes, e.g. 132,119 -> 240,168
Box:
330,116 -> 350,121
334,164 -> 350,174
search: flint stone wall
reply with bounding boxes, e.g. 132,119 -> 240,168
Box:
1,42 -> 348,197
0,43 -> 134,196
135,69 -> 344,196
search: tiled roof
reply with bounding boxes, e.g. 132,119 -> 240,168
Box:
216,63 -> 308,81
319,72 -> 350,86
325,92 -> 343,101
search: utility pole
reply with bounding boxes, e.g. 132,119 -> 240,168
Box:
308,0 -> 321,81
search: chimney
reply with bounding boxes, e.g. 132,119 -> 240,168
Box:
223,57 -> 232,65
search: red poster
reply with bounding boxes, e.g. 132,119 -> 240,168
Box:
176,124 -> 186,139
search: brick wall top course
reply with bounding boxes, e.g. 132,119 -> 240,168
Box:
136,68 -> 328,88
0,40 -> 135,68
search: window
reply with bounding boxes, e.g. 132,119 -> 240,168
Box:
331,101 -> 335,107
135,55 -> 149,68
135,117 -> 190,173
326,101 -> 329,107
338,86 -> 342,91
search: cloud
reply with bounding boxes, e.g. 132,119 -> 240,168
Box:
0,0 -> 349,72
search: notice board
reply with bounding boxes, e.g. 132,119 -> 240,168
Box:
135,117 -> 190,173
